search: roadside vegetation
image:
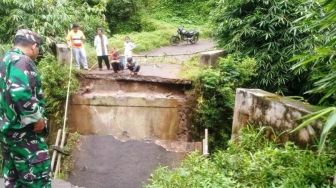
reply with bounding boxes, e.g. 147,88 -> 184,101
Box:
147,0 -> 336,187
0,0 -> 214,139
1,0 -> 336,186
56,132 -> 81,179
146,126 -> 336,187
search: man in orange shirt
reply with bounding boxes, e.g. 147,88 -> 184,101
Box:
66,23 -> 89,70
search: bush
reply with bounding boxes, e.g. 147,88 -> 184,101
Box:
37,55 -> 79,133
150,0 -> 215,25
291,1 -> 336,105
0,0 -> 106,44
211,0 -> 321,94
108,23 -> 175,53
192,56 -> 256,149
146,127 -> 336,187
105,0 -> 142,33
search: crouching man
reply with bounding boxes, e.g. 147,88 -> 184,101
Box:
126,57 -> 140,75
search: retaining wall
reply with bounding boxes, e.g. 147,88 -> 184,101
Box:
232,88 -> 322,145
68,73 -> 192,141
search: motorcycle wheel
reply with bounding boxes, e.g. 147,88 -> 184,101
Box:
190,34 -> 199,44
170,36 -> 180,46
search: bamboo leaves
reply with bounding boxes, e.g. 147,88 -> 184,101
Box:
211,0 -> 320,94
290,107 -> 336,153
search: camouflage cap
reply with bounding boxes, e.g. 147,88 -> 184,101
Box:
15,29 -> 42,45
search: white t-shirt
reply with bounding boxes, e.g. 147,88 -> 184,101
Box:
124,41 -> 136,58
94,35 -> 109,56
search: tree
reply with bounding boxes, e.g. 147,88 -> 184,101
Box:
105,0 -> 141,33
0,0 -> 107,44
212,0 -> 321,95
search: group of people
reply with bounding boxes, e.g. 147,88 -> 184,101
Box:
66,24 -> 140,75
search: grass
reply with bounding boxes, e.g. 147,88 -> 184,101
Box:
108,18 -> 176,53
108,17 -> 212,54
145,126 -> 336,188
179,56 -> 204,80
57,131 -> 81,180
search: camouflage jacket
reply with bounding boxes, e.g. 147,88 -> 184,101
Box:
0,48 -> 45,135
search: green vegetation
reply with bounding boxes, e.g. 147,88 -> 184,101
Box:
292,1 -> 336,105
1,0 -> 336,185
289,1 -> 336,153
184,56 -> 256,149
179,56 -> 203,80
0,0 -> 106,44
109,19 -> 176,52
57,132 -> 81,179
105,0 -> 142,33
37,55 -> 79,141
149,0 -> 215,25
211,0 -> 320,95
146,127 -> 336,187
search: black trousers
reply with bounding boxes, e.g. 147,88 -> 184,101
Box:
127,64 -> 140,73
97,55 -> 110,70
111,62 -> 124,73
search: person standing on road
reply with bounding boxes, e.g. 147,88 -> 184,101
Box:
0,29 -> 51,187
123,36 -> 136,67
94,28 -> 110,71
66,23 -> 89,70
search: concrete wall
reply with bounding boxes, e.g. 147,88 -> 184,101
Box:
232,88 -> 322,146
68,74 -> 192,141
69,94 -> 188,140
56,44 -> 71,64
199,50 -> 226,66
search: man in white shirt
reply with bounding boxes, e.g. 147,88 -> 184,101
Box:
94,28 -> 110,71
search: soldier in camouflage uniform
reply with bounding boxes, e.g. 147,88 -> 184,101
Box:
0,29 -> 51,187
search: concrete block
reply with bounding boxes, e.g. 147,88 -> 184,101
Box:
68,76 -> 192,142
231,88 -> 322,146
199,50 -> 226,66
56,43 -> 71,64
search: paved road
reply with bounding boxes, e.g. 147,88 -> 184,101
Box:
140,39 -> 215,56
0,179 -> 79,188
89,39 -> 216,79
68,136 -> 185,188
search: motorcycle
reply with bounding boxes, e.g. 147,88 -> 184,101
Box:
170,27 -> 199,46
